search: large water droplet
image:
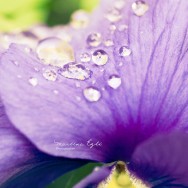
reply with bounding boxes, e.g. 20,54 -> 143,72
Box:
43,69 -> 57,81
83,87 -> 101,102
59,63 -> 92,81
71,10 -> 89,29
80,52 -> 91,62
92,50 -> 108,66
132,1 -> 149,16
28,77 -> 38,86
36,37 -> 75,67
119,46 -> 132,57
108,75 -> 122,89
87,33 -> 102,47
105,9 -> 122,22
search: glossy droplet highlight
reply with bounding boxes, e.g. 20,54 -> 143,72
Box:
37,37 -> 75,67
80,53 -> 91,62
108,75 -> 122,89
43,69 -> 57,81
83,87 -> 101,102
59,63 -> 92,81
87,33 -> 102,47
29,77 -> 38,86
71,10 -> 89,29
105,9 -> 122,22
92,50 -> 108,66
119,46 -> 132,57
132,1 -> 149,16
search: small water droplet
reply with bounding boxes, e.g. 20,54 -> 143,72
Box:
87,33 -> 102,47
80,52 -> 91,62
105,9 -> 122,22
108,75 -> 122,89
71,10 -> 89,28
118,24 -> 128,31
75,82 -> 81,88
29,77 -> 38,86
53,90 -> 59,95
92,50 -> 108,66
12,60 -> 19,66
25,47 -> 31,53
36,37 -> 75,67
104,39 -> 114,47
43,69 -> 57,81
132,1 -> 149,16
76,96 -> 81,101
83,87 -> 101,102
114,0 -> 126,9
119,46 -> 132,57
59,63 -> 92,80
109,24 -> 117,31
118,62 -> 123,67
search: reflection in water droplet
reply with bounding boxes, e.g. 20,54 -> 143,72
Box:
87,33 -> 102,47
132,1 -> 149,16
83,87 -> 101,102
104,39 -> 114,47
119,46 -> 132,57
29,77 -> 38,86
36,37 -> 75,67
59,63 -> 92,80
105,9 -> 122,22
108,75 -> 122,89
43,69 -> 57,81
92,50 -> 108,66
71,10 -> 89,29
80,52 -> 91,62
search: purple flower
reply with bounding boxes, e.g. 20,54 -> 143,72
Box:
1,0 -> 188,187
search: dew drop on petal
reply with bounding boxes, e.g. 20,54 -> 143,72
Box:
87,33 -> 102,47
105,9 -> 122,22
24,47 -> 31,53
43,69 -> 57,81
104,39 -> 114,47
83,87 -> 101,102
12,60 -> 19,66
132,1 -> 149,16
36,37 -> 75,67
119,46 -> 132,57
80,52 -> 91,62
118,24 -> 128,31
92,50 -> 108,66
108,75 -> 122,89
29,77 -> 38,86
59,63 -> 92,81
114,0 -> 126,9
71,10 -> 89,29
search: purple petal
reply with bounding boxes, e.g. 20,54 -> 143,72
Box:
74,166 -> 111,188
0,102 -> 86,187
1,0 -> 188,163
129,132 -> 188,187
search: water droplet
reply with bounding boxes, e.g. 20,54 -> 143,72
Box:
83,87 -> 101,102
92,50 -> 108,66
76,96 -> 81,101
87,33 -> 102,47
36,37 -> 75,67
29,77 -> 38,86
105,9 -> 122,22
114,0 -> 126,9
53,90 -> 59,95
75,82 -> 81,88
119,46 -> 132,57
59,63 -> 92,81
12,60 -> 19,66
132,1 -> 149,16
80,52 -> 91,62
109,24 -> 117,31
71,10 -> 89,28
25,47 -> 31,53
108,75 -> 122,89
43,69 -> 57,81
118,24 -> 128,31
104,39 -> 114,47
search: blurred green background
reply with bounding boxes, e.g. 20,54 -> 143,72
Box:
0,0 -> 99,31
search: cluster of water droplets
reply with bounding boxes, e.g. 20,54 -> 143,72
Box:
24,0 -> 149,102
